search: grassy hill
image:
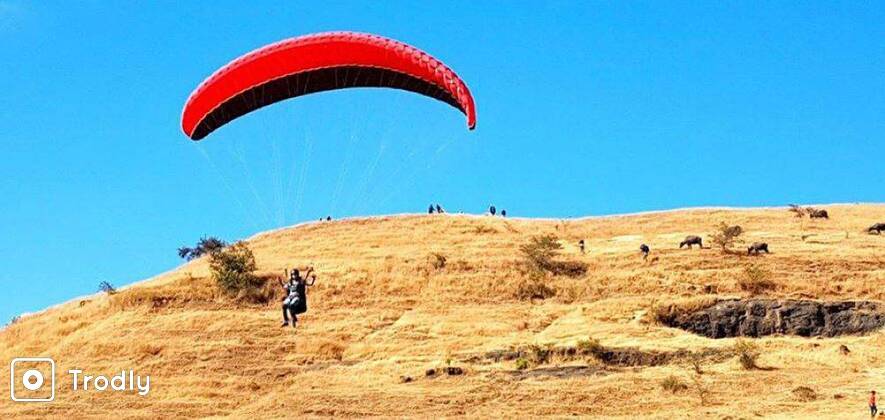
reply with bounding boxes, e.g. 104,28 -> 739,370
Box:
2,204 -> 884,418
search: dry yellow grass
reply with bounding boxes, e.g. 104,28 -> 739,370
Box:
2,204 -> 884,418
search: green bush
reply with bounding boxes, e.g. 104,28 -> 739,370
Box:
209,242 -> 262,296
515,358 -> 530,371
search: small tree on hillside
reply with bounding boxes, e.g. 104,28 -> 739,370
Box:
711,222 -> 743,253
209,242 -> 261,295
98,281 -> 117,295
788,204 -> 806,218
179,236 -> 228,261
519,234 -> 587,277
520,234 -> 562,273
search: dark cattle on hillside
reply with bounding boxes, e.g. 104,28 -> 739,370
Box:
679,236 -> 703,249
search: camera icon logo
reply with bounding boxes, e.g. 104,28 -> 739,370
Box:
10,357 -> 55,402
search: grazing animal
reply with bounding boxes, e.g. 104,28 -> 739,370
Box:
808,209 -> 829,219
747,242 -> 769,255
869,223 -> 885,234
679,236 -> 703,249
639,244 -> 650,260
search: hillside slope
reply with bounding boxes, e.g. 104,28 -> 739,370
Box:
2,205 -> 884,418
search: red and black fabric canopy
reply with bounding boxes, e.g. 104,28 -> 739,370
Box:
181,31 -> 476,140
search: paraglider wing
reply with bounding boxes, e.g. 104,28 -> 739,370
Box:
181,31 -> 476,140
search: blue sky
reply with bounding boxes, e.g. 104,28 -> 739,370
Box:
1,1 -> 883,322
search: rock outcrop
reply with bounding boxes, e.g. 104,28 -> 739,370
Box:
662,299 -> 885,338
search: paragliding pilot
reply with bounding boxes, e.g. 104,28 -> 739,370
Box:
279,267 -> 316,328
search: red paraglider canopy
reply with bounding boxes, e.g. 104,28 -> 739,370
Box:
181,31 -> 476,140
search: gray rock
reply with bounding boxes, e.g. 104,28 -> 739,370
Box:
662,299 -> 885,338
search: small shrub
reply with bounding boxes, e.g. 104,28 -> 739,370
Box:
138,344 -> 164,357
738,265 -> 776,295
179,236 -> 227,261
451,259 -> 474,272
514,271 -> 557,301
429,253 -> 447,270
316,341 -> 345,361
473,225 -> 498,234
788,204 -> 806,218
515,357 -> 530,371
8,315 -> 20,326
691,374 -> 710,405
711,222 -> 743,252
552,260 -> 589,277
521,234 -> 562,271
209,242 -> 261,296
805,207 -> 822,216
527,343 -> 554,365
234,274 -> 279,305
733,339 -> 760,370
661,375 -> 688,393
792,386 -> 817,402
689,353 -> 704,375
98,281 -> 117,295
576,337 -> 604,357
520,234 -> 587,277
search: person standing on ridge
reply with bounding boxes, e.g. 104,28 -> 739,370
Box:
489,205 -> 496,216
871,390 -> 878,418
428,204 -> 435,214
578,239 -> 585,254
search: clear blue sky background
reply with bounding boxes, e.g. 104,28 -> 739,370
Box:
1,1 -> 883,323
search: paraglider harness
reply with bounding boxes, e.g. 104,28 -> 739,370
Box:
280,267 -> 315,315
